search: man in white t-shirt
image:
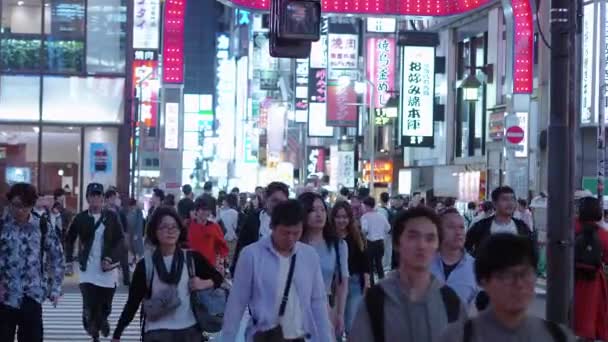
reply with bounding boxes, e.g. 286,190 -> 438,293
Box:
220,193 -> 240,266
361,196 -> 391,283
66,183 -> 126,342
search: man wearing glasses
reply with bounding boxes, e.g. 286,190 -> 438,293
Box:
439,234 -> 575,342
66,183 -> 125,342
0,182 -> 65,342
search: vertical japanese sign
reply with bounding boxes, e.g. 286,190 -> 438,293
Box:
308,18 -> 333,137
164,103 -> 179,149
295,59 -> 309,123
133,56 -> 159,128
328,34 -> 358,70
215,33 -> 236,160
366,37 -> 395,109
326,81 -> 357,126
401,45 -> 435,147
133,0 -> 160,49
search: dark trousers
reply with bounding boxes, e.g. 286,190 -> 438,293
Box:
0,296 -> 43,342
80,283 -> 116,338
367,240 -> 385,284
143,325 -> 201,342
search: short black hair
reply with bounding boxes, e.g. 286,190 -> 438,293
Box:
474,233 -> 538,283
53,188 -> 65,200
153,188 -> 165,201
271,199 -> 305,228
266,182 -> 289,198
467,202 -> 477,210
362,196 -> 375,209
357,187 -> 370,199
380,192 -> 389,204
104,189 -> 117,199
7,183 -> 38,207
482,201 -> 494,213
163,194 -> 176,206
203,181 -> 213,191
491,186 -> 515,202
231,187 -> 240,194
145,206 -> 187,246
225,193 -> 238,208
339,187 -> 350,197
195,194 -> 216,211
579,197 -> 603,222
444,197 -> 456,207
392,207 -> 442,247
517,198 -> 528,208
182,184 -> 192,196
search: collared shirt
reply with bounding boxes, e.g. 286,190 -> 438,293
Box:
0,213 -> 65,308
361,211 -> 391,242
430,252 -> 479,307
259,211 -> 272,238
223,236 -> 333,342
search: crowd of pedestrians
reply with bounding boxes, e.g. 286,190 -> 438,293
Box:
2,178 -> 604,342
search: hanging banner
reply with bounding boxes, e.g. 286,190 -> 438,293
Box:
326,80 -> 357,127
133,0 -> 161,49
366,37 -> 396,109
401,45 -> 435,147
162,0 -> 185,83
295,59 -> 309,123
133,59 -> 159,128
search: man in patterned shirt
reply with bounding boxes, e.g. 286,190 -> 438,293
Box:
0,182 -> 65,342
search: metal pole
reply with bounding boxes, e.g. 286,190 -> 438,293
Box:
598,0 -> 606,206
546,0 -> 575,325
369,80 -> 376,195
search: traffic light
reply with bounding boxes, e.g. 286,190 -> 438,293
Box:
269,0 -> 321,58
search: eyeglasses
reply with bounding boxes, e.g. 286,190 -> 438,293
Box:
494,267 -> 536,285
158,224 -> 179,232
10,201 -> 32,211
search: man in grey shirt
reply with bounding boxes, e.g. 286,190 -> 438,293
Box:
439,233 -> 575,342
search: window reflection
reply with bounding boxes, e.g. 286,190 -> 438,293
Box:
86,0 -> 126,73
43,0 -> 85,73
0,125 -> 40,193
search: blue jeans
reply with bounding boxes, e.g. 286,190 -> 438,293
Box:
345,274 -> 364,335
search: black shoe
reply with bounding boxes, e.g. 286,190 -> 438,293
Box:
100,320 -> 110,338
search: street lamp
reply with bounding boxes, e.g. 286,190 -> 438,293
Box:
459,73 -> 482,102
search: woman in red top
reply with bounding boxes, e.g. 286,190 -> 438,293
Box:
188,195 -> 229,271
574,196 -> 608,341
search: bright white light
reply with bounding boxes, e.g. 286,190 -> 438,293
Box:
354,81 -> 366,94
32,127 -> 39,133
463,87 -> 479,102
58,169 -> 64,176
17,1 -> 24,6
338,76 -> 351,88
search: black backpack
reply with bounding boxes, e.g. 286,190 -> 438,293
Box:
365,284 -> 461,342
574,223 -> 603,280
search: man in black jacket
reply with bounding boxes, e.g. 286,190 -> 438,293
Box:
465,186 -> 536,258
230,182 -> 289,274
66,183 -> 125,342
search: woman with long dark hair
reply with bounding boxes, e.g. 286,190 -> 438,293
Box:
329,201 -> 370,337
112,207 -> 223,342
298,191 -> 349,337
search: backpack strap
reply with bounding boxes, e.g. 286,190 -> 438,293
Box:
462,319 -> 473,342
185,250 -> 195,278
39,213 -> 49,274
544,320 -> 566,342
143,251 -> 154,298
365,285 -> 385,342
334,240 -> 342,285
440,285 -> 461,323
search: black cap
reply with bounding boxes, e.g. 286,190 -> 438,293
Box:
86,183 -> 104,196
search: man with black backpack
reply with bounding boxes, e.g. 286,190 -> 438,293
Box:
0,183 -> 65,342
350,207 -> 467,342
439,233 -> 574,342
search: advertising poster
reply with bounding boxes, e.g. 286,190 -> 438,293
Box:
133,58 -> 159,128
133,0 -> 161,49
328,34 -> 358,70
326,81 -> 357,127
366,37 -> 396,108
90,143 -> 112,174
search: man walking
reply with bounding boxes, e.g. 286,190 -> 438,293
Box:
105,189 -> 130,286
219,193 -> 240,270
177,184 -> 195,221
361,196 -> 391,283
66,183 -> 126,342
0,183 -> 65,342
223,199 -> 333,341
430,208 -> 479,308
231,182 -> 289,274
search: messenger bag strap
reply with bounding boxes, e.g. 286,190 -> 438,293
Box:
278,254 -> 297,317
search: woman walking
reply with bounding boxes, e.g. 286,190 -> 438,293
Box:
111,207 -> 224,342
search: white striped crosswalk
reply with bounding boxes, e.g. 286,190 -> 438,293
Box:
42,292 -> 141,341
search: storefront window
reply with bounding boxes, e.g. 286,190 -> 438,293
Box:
85,0 -> 126,74
42,76 -> 124,123
0,125 -> 40,192
1,0 -> 43,71
40,126 -> 80,210
43,0 -> 85,73
0,75 -> 40,121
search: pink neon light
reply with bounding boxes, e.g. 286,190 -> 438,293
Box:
226,0 -> 534,94
162,0 -> 186,84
